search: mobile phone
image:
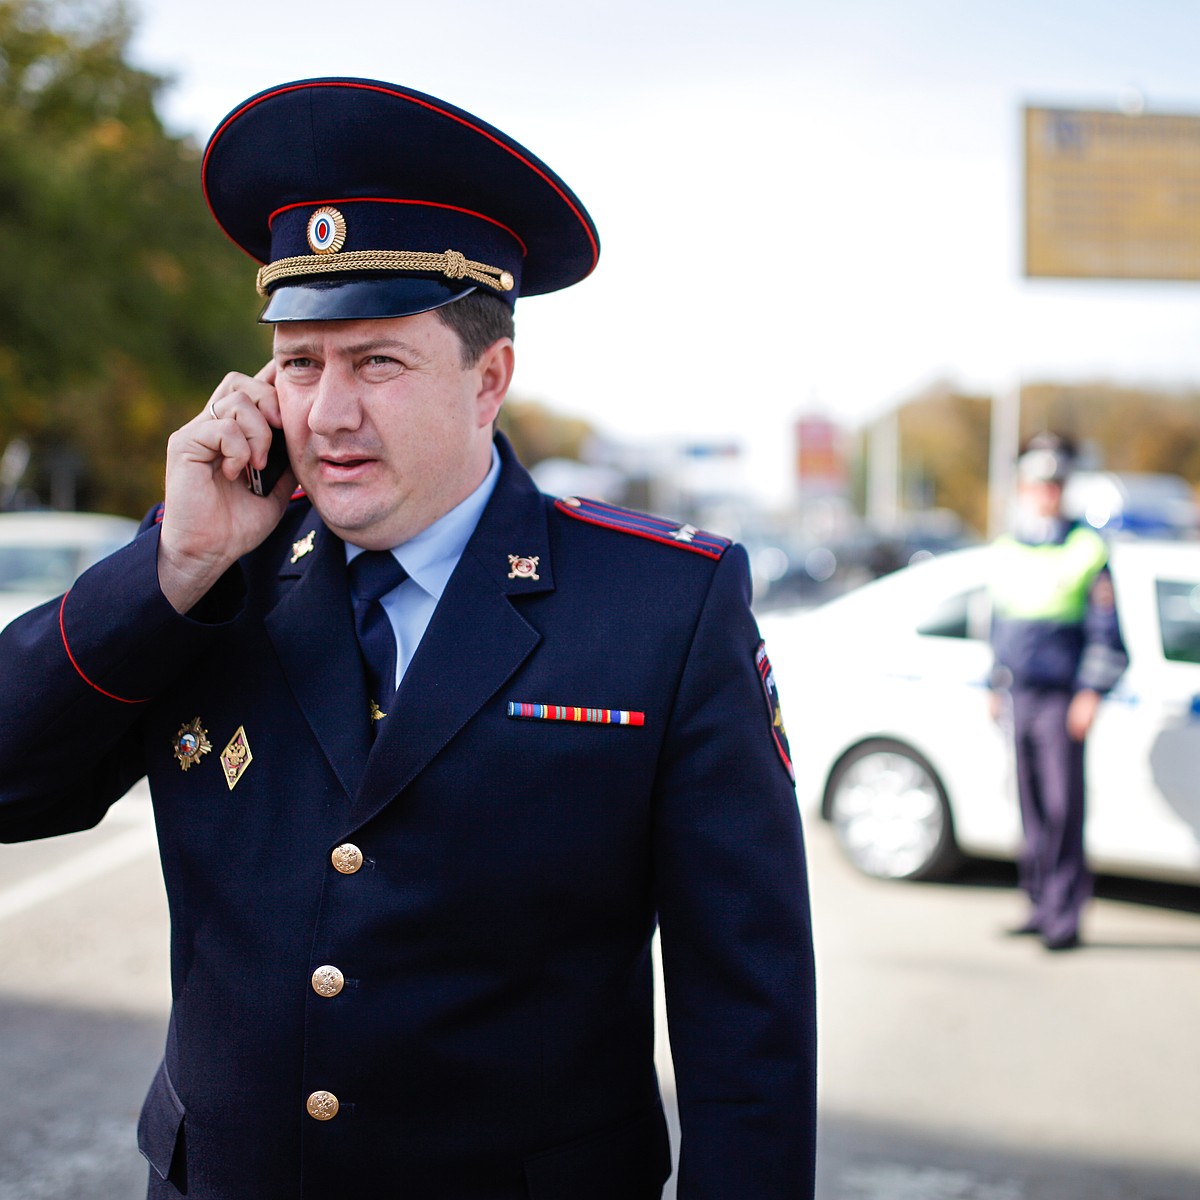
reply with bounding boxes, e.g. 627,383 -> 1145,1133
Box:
246,435 -> 290,497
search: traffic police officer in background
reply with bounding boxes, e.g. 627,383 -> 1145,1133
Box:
989,432 -> 1127,952
0,79 -> 816,1197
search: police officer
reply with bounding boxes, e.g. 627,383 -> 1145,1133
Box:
0,79 -> 816,1197
989,432 -> 1127,952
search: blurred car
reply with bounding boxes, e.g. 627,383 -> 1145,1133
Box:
1062,470 -> 1199,540
0,511 -> 139,632
760,540 -> 1200,885
874,509 -> 980,570
751,511 -> 979,613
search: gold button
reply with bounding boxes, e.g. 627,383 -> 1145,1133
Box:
331,843 -> 363,874
311,965 -> 345,997
306,1090 -> 339,1121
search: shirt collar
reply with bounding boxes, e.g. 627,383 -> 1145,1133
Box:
345,443 -> 501,600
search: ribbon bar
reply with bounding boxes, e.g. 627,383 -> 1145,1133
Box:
507,702 -> 645,726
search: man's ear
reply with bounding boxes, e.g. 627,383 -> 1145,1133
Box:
474,337 -> 515,428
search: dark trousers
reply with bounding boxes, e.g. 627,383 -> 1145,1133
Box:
1010,688 -> 1092,941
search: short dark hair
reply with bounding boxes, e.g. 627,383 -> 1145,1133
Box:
434,291 -> 515,366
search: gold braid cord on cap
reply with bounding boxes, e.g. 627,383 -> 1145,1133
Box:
256,249 -> 516,296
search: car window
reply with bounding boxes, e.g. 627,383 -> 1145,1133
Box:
1156,579 -> 1200,664
915,587 -> 990,641
0,546 -> 79,594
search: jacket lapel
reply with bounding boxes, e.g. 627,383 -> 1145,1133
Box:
264,515 -> 372,799
351,440 -> 553,828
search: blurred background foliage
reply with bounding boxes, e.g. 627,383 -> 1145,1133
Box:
0,0 -> 269,514
893,382 -> 1200,534
496,399 -> 594,469
0,0 -> 600,517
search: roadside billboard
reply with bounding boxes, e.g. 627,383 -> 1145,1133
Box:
1024,105 -> 1200,281
794,415 -> 848,497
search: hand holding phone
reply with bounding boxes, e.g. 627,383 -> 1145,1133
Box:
160,361 -> 290,614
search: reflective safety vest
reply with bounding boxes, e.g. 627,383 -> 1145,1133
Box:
988,524 -> 1124,692
990,526 -> 1108,623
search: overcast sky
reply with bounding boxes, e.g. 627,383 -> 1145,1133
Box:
128,0 -> 1200,500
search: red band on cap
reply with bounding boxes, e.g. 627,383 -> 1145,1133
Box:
266,197 -> 529,258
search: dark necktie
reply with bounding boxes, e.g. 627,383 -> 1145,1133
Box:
348,551 -> 408,720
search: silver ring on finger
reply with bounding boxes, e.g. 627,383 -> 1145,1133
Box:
208,399 -> 219,420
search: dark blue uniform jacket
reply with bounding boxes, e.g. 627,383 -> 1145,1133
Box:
0,437 -> 816,1199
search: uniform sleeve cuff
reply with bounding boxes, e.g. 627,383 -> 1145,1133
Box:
59,524 -> 246,703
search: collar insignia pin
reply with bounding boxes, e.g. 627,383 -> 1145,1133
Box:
173,717 -> 212,771
291,530 -> 316,564
219,726 -> 253,791
671,524 -> 698,543
508,554 -> 540,581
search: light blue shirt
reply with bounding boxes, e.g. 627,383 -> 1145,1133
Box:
345,444 -> 500,688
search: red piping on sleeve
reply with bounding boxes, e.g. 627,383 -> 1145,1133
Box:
59,593 -> 148,704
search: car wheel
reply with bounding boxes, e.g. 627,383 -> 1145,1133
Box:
825,739 -> 960,881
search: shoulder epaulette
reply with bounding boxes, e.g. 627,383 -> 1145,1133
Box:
554,496 -> 731,560
151,486 -> 307,525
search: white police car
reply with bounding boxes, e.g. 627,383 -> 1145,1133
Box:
761,540 -> 1200,884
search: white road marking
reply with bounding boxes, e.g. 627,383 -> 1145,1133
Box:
0,825 -> 156,923
838,1166 -> 1024,1200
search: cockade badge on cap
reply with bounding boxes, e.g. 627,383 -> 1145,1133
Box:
173,717 -> 212,771
307,206 -> 347,255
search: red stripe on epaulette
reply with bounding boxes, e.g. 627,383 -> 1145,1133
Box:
555,497 -> 730,560
152,486 -> 306,525
59,593 -> 148,704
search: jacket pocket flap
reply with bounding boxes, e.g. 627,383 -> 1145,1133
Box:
524,1101 -> 670,1199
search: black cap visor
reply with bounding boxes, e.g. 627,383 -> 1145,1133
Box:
259,276 -> 478,323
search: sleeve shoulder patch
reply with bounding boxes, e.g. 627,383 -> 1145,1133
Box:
756,641 -> 795,782
554,496 -> 731,560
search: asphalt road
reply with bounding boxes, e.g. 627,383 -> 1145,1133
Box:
1,787 -> 1198,1199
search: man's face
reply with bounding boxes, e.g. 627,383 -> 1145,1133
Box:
1018,478 -> 1064,520
273,311 -> 510,549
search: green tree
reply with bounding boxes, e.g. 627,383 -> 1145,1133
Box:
896,383 -> 992,533
0,0 -> 268,514
894,379 -> 1200,533
498,398 -> 595,469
